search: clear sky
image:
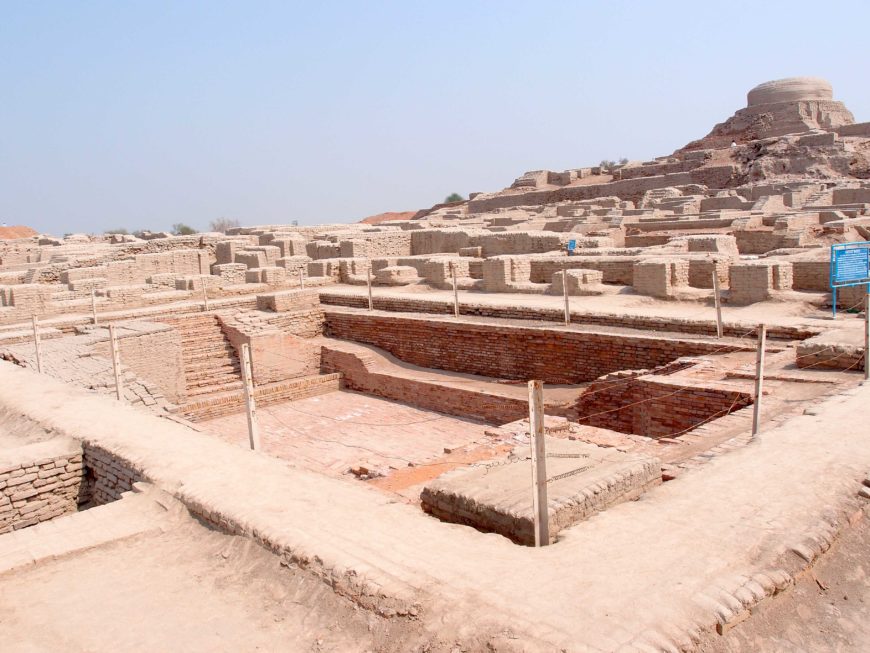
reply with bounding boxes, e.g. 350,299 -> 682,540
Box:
2,1 -> 869,235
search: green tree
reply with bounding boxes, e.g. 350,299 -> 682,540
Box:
172,223 -> 197,236
444,193 -> 464,203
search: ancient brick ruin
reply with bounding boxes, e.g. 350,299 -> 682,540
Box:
2,77 -> 870,651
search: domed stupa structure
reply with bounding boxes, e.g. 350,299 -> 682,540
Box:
682,76 -> 855,150
746,76 -> 834,106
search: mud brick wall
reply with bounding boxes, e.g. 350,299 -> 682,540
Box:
734,230 -> 789,255
571,378 -> 752,438
176,373 -> 342,421
319,293 -> 814,341
324,311 -> 750,384
531,258 -> 636,285
82,443 -> 143,505
791,260 -> 829,291
91,323 -> 186,404
0,438 -> 84,533
790,259 -> 864,307
321,347 -> 529,425
134,250 -> 209,281
687,258 -> 730,289
796,338 -> 865,372
339,232 -> 412,258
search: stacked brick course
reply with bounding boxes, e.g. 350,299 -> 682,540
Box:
570,377 -> 753,438
82,443 -> 142,505
319,292 -> 815,340
324,311 -> 753,384
175,373 -> 342,421
0,438 -> 83,533
321,346 -> 529,425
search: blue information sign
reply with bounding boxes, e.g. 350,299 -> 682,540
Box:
566,239 -> 576,255
830,241 -> 870,316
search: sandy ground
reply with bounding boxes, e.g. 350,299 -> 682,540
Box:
701,515 -> 870,652
0,508 -> 421,652
0,407 -> 53,449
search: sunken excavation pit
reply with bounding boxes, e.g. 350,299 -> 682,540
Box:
0,286 -> 857,548
0,406 -> 144,535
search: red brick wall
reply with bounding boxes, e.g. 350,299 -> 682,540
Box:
320,347 -> 529,425
569,377 -> 752,438
319,293 -> 814,341
324,311 -> 752,384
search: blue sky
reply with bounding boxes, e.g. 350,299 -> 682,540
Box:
2,1 -> 868,235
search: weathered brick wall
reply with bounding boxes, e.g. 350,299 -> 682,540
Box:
321,348 -> 529,425
791,260 -> 829,291
570,377 -> 753,438
734,230 -> 789,255
82,443 -> 143,505
0,438 -> 83,533
339,232 -> 413,258
319,293 -> 815,340
324,311 -> 752,384
531,258 -> 636,285
796,335 -> 865,372
90,322 -> 186,404
175,373 -> 342,421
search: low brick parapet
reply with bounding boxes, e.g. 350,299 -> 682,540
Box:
0,437 -> 83,533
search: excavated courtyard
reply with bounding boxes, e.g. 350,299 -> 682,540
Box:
1,76 -> 870,651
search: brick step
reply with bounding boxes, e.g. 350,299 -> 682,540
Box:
178,329 -> 228,341
176,373 -> 342,421
183,347 -> 238,363
181,343 -> 238,357
184,366 -> 241,383
186,380 -> 244,398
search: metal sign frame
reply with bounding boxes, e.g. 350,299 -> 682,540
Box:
830,241 -> 870,317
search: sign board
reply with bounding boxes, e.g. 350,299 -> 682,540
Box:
830,241 -> 870,316
566,239 -> 576,254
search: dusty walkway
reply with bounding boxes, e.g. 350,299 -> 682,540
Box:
1,364 -> 869,650
0,502 -> 421,652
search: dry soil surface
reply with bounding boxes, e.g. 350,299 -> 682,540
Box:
0,511 -> 422,652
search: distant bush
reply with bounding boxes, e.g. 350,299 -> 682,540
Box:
172,223 -> 197,236
104,228 -> 129,235
619,157 -> 629,165
444,193 -> 464,203
209,217 -> 241,233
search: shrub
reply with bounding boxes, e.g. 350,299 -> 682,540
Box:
172,223 -> 197,236
209,217 -> 241,233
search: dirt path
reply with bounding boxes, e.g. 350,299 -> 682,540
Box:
0,511 -> 423,652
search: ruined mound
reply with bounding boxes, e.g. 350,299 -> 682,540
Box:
0,226 -> 38,240
359,211 -> 416,225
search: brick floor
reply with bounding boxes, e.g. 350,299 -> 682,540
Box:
201,390 -> 494,479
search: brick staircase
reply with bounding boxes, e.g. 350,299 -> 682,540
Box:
161,314 -> 243,399
173,373 -> 342,422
